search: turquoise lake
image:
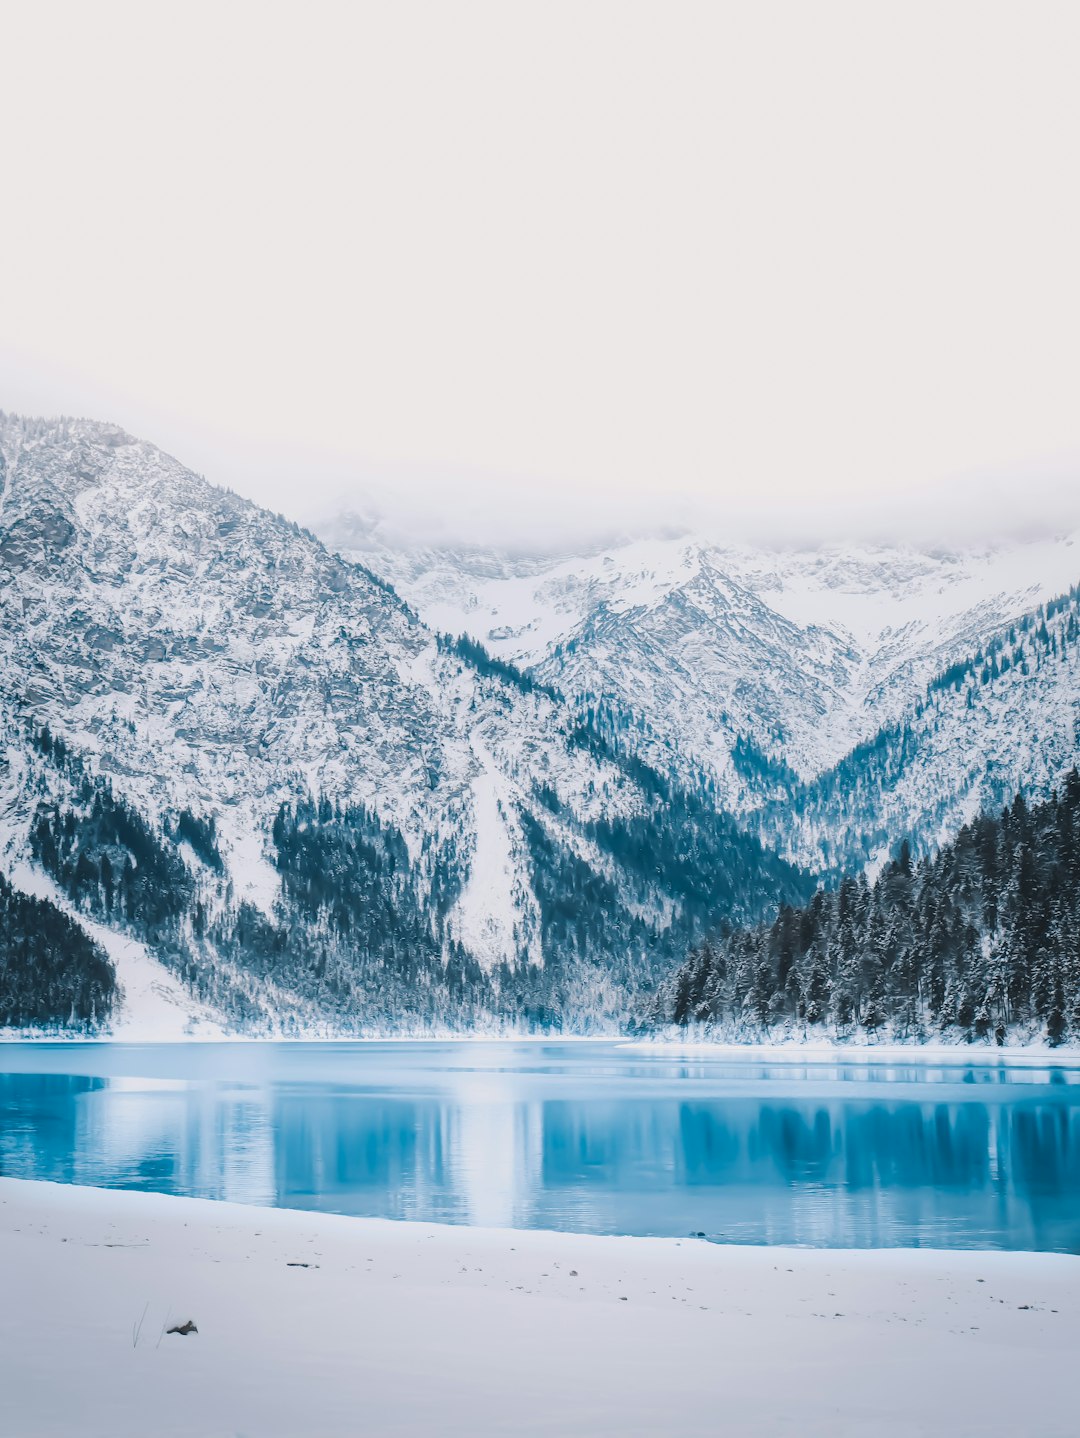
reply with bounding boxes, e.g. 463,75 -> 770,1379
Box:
2,1041 -> 1078,1250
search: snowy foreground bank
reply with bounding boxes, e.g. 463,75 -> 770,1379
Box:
1,1181 -> 1077,1438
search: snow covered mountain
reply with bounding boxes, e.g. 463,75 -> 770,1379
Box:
3,411 -> 1078,1037
0,414 -> 806,1034
331,520 -> 1080,860
758,586 -> 1080,874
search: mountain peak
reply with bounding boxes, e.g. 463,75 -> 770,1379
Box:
0,413 -> 810,1033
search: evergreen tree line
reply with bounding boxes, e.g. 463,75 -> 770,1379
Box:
19,696 -> 816,1031
540,699 -> 812,938
437,630 -> 560,701
657,773 -> 1080,1045
232,798 -> 492,1027
257,791 -> 802,1031
168,809 -> 224,872
0,868 -> 116,1028
31,781 -> 195,938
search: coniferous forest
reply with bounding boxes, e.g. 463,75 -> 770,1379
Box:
0,870 -> 116,1028
18,718 -> 812,1033
9,718 -> 1080,1042
657,772 -> 1080,1045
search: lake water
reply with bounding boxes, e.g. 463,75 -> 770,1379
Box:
2,1041 -> 1079,1251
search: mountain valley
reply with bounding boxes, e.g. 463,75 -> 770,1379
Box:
2,412 -> 1079,1038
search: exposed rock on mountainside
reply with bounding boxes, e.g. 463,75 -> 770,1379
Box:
3,412 -> 1078,1035
336,522 -> 1080,870
0,414 -> 807,1033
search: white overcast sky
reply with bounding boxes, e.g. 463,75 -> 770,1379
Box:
1,0 -> 1078,548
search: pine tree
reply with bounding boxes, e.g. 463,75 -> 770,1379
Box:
657,772 -> 1080,1046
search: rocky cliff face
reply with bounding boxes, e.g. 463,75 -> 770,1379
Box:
3,412 -> 1077,1035
0,414 -> 807,1033
337,520 -> 1080,863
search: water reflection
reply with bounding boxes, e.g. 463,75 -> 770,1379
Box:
1,1044 -> 1079,1250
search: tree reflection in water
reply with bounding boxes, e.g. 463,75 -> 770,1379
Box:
1,1047 -> 1078,1251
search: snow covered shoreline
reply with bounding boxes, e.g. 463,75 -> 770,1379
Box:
2,1178 -> 1077,1437
620,1035 -> 1080,1063
4,1027 -> 1080,1063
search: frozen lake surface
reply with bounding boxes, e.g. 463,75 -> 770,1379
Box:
2,1040 -> 1078,1250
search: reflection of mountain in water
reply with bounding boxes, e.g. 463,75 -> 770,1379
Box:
0,1072 -> 106,1185
2,1067 -> 1079,1251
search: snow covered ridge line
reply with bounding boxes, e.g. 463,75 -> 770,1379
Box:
345,517 -> 1080,805
0,413 -> 809,1034
756,578 -> 1080,872
3,410 -> 1080,1037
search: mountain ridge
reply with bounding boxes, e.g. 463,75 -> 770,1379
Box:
0,413 -> 808,1034
3,412 -> 1079,1037
337,522 -> 1080,797
334,517 -> 1080,865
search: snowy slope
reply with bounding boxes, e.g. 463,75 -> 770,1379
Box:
7,1177 -> 1077,1438
0,414 -> 806,1032
0,417 -> 624,963
4,411 -> 1077,1034
1,859 -> 223,1039
339,525 -> 1080,810
758,589 -> 1080,873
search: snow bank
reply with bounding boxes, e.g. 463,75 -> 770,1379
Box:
1,1177 -> 1077,1437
